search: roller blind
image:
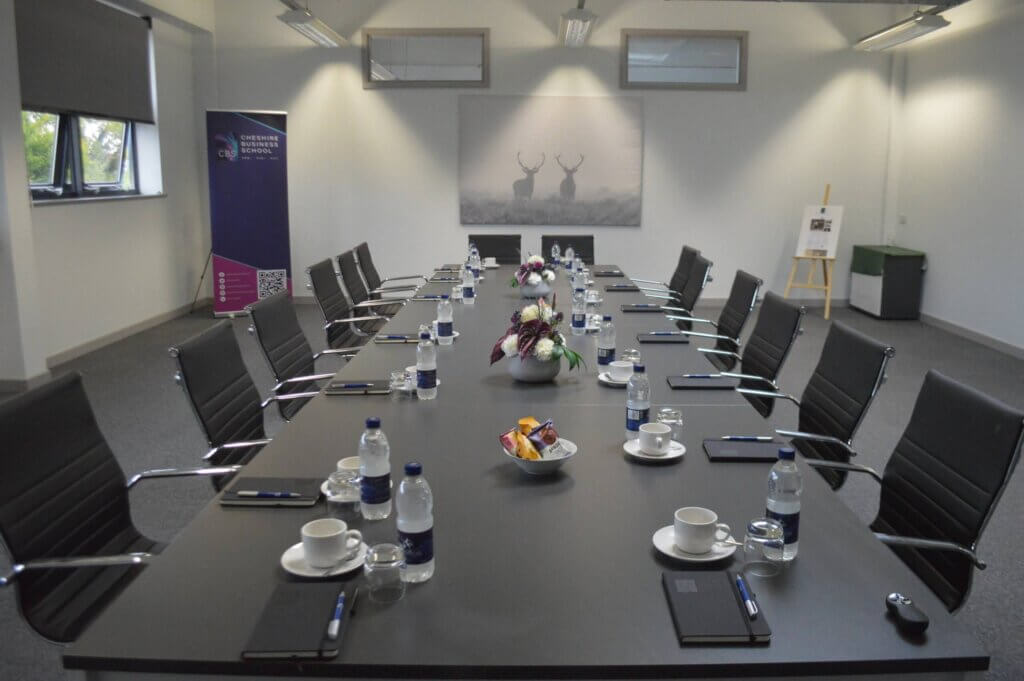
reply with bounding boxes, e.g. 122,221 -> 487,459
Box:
14,0 -> 154,123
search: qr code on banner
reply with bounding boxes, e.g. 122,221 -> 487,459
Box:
257,269 -> 288,299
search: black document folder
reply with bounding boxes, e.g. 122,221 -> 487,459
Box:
220,478 -> 322,507
242,582 -> 353,660
592,267 -> 624,277
662,571 -> 771,645
605,283 -> 640,292
637,333 -> 689,344
667,375 -> 739,390
703,439 -> 784,462
621,303 -> 665,313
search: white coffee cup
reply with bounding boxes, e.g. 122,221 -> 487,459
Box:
337,456 -> 361,472
608,360 -> 634,382
638,422 -> 672,456
674,507 -> 731,555
301,518 -> 362,568
484,256 -> 497,267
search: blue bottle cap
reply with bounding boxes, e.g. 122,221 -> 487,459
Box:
633,363 -> 645,373
405,462 -> 422,475
441,294 -> 450,299
420,332 -> 432,339
603,315 -> 612,321
366,416 -> 381,428
778,447 -> 796,460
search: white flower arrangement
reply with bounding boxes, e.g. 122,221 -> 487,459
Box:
490,298 -> 584,370
534,338 -> 556,361
510,256 -> 557,289
542,269 -> 556,282
527,254 -> 545,266
526,272 -> 542,286
520,305 -> 539,323
501,334 -> 519,357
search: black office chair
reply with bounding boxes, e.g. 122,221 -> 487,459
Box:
736,321 -> 895,490
805,370 -> 1024,612
468,234 -> 522,265
170,321 -> 316,488
336,250 -> 403,316
0,373 -> 236,643
640,255 -> 712,329
247,292 -> 360,420
665,270 -> 763,357
354,242 -> 425,295
541,235 -> 594,265
633,245 -> 700,297
307,259 -> 387,349
697,292 -> 806,418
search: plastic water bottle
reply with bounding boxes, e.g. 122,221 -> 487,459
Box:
574,257 -> 584,276
597,315 -> 616,366
625,363 -> 650,441
470,250 -> 482,279
461,264 -> 476,305
396,462 -> 434,583
766,447 -> 802,561
550,241 -> 561,267
436,295 -> 454,346
416,331 -> 437,400
359,417 -> 391,520
564,244 -> 575,270
571,286 -> 587,336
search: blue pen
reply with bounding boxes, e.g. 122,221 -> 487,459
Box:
683,373 -> 716,379
650,331 -> 681,336
417,295 -> 442,299
735,574 -> 758,619
235,490 -> 300,498
338,382 -> 373,389
326,591 -> 346,640
722,436 -> 773,442
381,335 -> 410,340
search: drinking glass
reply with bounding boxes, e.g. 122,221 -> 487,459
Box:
741,518 -> 786,577
364,543 -> 406,603
656,408 -> 684,443
390,370 -> 408,391
620,348 -> 642,366
451,285 -> 462,300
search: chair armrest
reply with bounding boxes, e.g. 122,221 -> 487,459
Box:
273,373 -> 336,392
637,285 -> 673,293
127,465 -> 243,489
1,553 -> 153,587
804,459 -> 882,484
382,274 -> 428,284
663,326 -> 736,343
203,439 -> 273,461
735,388 -> 801,408
720,372 -> 777,389
325,315 -> 386,329
664,315 -> 716,327
776,430 -> 859,457
874,534 -> 986,570
355,299 -> 405,309
631,278 -> 668,287
313,347 -> 360,360
643,292 -> 681,301
260,392 -> 320,410
698,348 -> 741,360
372,284 -> 418,293
659,306 -> 690,313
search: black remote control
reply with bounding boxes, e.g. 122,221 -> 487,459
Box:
885,593 -> 929,636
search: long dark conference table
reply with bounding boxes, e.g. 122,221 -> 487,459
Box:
65,263 -> 988,679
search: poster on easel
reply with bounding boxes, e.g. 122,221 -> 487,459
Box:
206,110 -> 291,316
794,205 -> 843,258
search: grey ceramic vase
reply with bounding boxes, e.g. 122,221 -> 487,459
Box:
519,281 -> 551,299
506,355 -> 561,383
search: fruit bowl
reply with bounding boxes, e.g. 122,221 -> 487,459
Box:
502,438 -> 577,475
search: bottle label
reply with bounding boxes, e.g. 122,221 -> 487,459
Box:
472,268 -> 480,278
766,508 -> 800,545
398,527 -> 434,565
572,313 -> 586,328
463,286 -> 475,299
417,369 -> 437,389
437,321 -> 453,337
626,407 -> 650,433
361,473 -> 390,504
598,347 -> 615,365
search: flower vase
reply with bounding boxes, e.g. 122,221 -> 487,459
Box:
506,355 -> 561,383
519,281 -> 551,299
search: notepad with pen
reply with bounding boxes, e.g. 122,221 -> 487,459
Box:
324,379 -> 392,395
605,283 -> 640,292
621,303 -> 665,313
662,571 -> 771,645
637,332 -> 690,344
220,477 -> 322,507
667,375 -> 739,390
374,334 -> 420,344
242,582 -> 356,660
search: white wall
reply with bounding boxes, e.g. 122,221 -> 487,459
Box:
212,0 -> 900,303
894,0 -> 1024,350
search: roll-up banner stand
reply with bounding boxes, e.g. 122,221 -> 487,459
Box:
206,110 -> 291,316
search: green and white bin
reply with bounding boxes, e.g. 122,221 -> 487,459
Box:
849,245 -> 926,320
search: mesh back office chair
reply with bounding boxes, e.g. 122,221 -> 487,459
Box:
737,321 -> 895,489
806,371 -> 1024,612
0,373 -> 235,642
468,234 -> 522,265
541,235 -> 594,265
665,270 -> 762,361
247,292 -> 360,420
306,259 -> 387,349
336,251 -> 403,316
170,321 -> 316,488
354,242 -> 425,294
633,245 -> 700,297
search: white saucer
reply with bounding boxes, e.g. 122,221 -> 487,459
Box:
280,541 -> 368,578
484,263 -> 500,269
395,378 -> 443,393
623,439 -> 686,461
598,372 -> 629,388
586,297 -> 604,305
652,526 -> 738,563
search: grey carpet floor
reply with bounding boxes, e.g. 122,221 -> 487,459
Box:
1,302 -> 1022,680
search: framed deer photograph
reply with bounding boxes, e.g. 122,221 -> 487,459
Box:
458,95 -> 643,226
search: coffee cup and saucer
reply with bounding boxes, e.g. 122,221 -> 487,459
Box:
598,360 -> 633,387
652,506 -> 738,563
484,256 -> 499,269
281,518 -> 367,577
623,422 -> 685,461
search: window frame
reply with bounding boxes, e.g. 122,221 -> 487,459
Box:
362,28 -> 491,89
619,29 -> 749,92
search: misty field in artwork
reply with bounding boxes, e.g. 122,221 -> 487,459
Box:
459,95 -> 643,227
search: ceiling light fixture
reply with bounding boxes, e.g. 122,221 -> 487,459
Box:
853,11 -> 950,51
559,0 -> 597,48
277,7 -> 347,47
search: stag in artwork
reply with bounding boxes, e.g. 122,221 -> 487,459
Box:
512,152 -> 545,200
556,154 -> 584,201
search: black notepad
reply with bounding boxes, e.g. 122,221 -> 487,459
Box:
605,284 -> 640,292
637,333 -> 690,344
429,276 -> 459,283
662,571 -> 771,645
667,375 -> 740,390
324,379 -> 392,395
374,334 -> 420,344
220,477 -> 322,507
621,303 -> 665,313
592,268 -> 624,277
242,582 -> 354,660
703,439 -> 784,462
439,264 -> 462,271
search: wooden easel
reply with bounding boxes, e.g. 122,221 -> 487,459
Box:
784,184 -> 836,319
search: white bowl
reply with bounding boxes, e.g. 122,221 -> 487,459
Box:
502,438 -> 577,475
